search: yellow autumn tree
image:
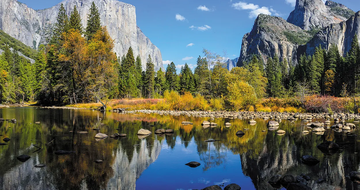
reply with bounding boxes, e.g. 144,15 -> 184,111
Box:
227,81 -> 257,110
324,69 -> 335,95
87,27 -> 118,100
59,29 -> 89,103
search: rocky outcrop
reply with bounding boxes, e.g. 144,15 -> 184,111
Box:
237,0 -> 357,67
287,0 -> 350,31
0,0 -> 163,70
305,11 -> 360,57
237,14 -> 311,66
225,57 -> 238,71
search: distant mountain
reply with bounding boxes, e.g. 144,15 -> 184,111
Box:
0,0 -> 163,70
225,57 -> 239,71
237,0 -> 359,67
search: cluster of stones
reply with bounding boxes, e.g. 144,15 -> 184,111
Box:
134,110 -> 360,121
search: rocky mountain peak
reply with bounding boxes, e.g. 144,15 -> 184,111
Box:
287,0 -> 350,30
0,0 -> 163,71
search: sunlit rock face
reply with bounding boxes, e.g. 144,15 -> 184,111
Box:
107,139 -> 162,190
237,0 -> 358,68
287,0 -> 350,31
0,0 -> 163,71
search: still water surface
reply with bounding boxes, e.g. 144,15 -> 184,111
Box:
0,107 -> 359,190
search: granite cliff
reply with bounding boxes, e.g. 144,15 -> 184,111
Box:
0,0 -> 163,70
237,0 -> 358,67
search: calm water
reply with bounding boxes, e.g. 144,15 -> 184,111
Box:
0,107 -> 360,190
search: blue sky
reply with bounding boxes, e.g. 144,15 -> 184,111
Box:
18,0 -> 360,71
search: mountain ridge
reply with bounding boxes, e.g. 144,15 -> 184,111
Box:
0,0 -> 163,70
237,0 -> 359,67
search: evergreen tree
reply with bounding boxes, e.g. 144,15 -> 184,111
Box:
155,68 -> 166,96
194,56 -> 210,96
165,62 -> 177,91
86,2 -> 101,40
34,45 -> 47,96
135,55 -> 143,96
266,56 -> 283,97
180,63 -> 195,94
51,4 -> 69,44
69,6 -> 83,33
144,56 -> 155,98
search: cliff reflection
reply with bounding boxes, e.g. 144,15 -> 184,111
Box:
2,108 -> 360,190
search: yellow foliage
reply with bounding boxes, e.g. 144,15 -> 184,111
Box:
278,107 -> 285,112
284,107 -> 298,113
257,106 -> 271,112
227,81 -> 257,110
248,106 -> 255,112
210,98 -> 224,111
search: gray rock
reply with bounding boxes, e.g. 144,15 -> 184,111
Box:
287,0 -> 349,30
236,131 -> 245,137
17,155 -> 30,162
35,164 -> 46,168
3,138 -> 10,142
0,0 -> 163,71
137,129 -> 151,135
95,133 -> 108,139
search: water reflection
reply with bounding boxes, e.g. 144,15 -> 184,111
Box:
0,107 -> 360,189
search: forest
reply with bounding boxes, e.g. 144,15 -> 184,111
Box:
0,3 -> 360,112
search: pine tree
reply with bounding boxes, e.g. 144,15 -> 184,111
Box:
69,5 -> 83,33
51,4 -> 69,44
165,62 -> 177,91
144,56 -> 155,98
86,2 -> 101,40
34,45 -> 47,97
135,55 -> 143,96
194,56 -> 209,96
155,68 -> 166,96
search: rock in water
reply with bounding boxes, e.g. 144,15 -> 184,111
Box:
95,160 -> 103,163
137,129 -> 151,135
95,133 -> 108,139
0,0 -> 163,71
202,185 -> 222,190
302,155 -> 320,165
277,130 -> 286,135
224,183 -> 241,190
236,131 -> 245,137
0,143 -> 6,145
17,155 -> 30,162
268,121 -> 279,127
3,138 -> 10,142
165,129 -> 174,133
35,164 -> 46,168
155,129 -> 165,134
185,161 -> 201,168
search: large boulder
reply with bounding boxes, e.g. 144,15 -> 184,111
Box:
95,133 -> 108,139
137,129 -> 152,135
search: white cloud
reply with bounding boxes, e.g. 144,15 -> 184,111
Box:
285,0 -> 296,6
189,25 -> 211,31
176,14 -> 185,21
186,43 -> 194,47
249,7 -> 271,18
197,5 -> 210,11
163,60 -> 172,66
232,1 -> 279,19
182,56 -> 194,61
232,2 -> 259,10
